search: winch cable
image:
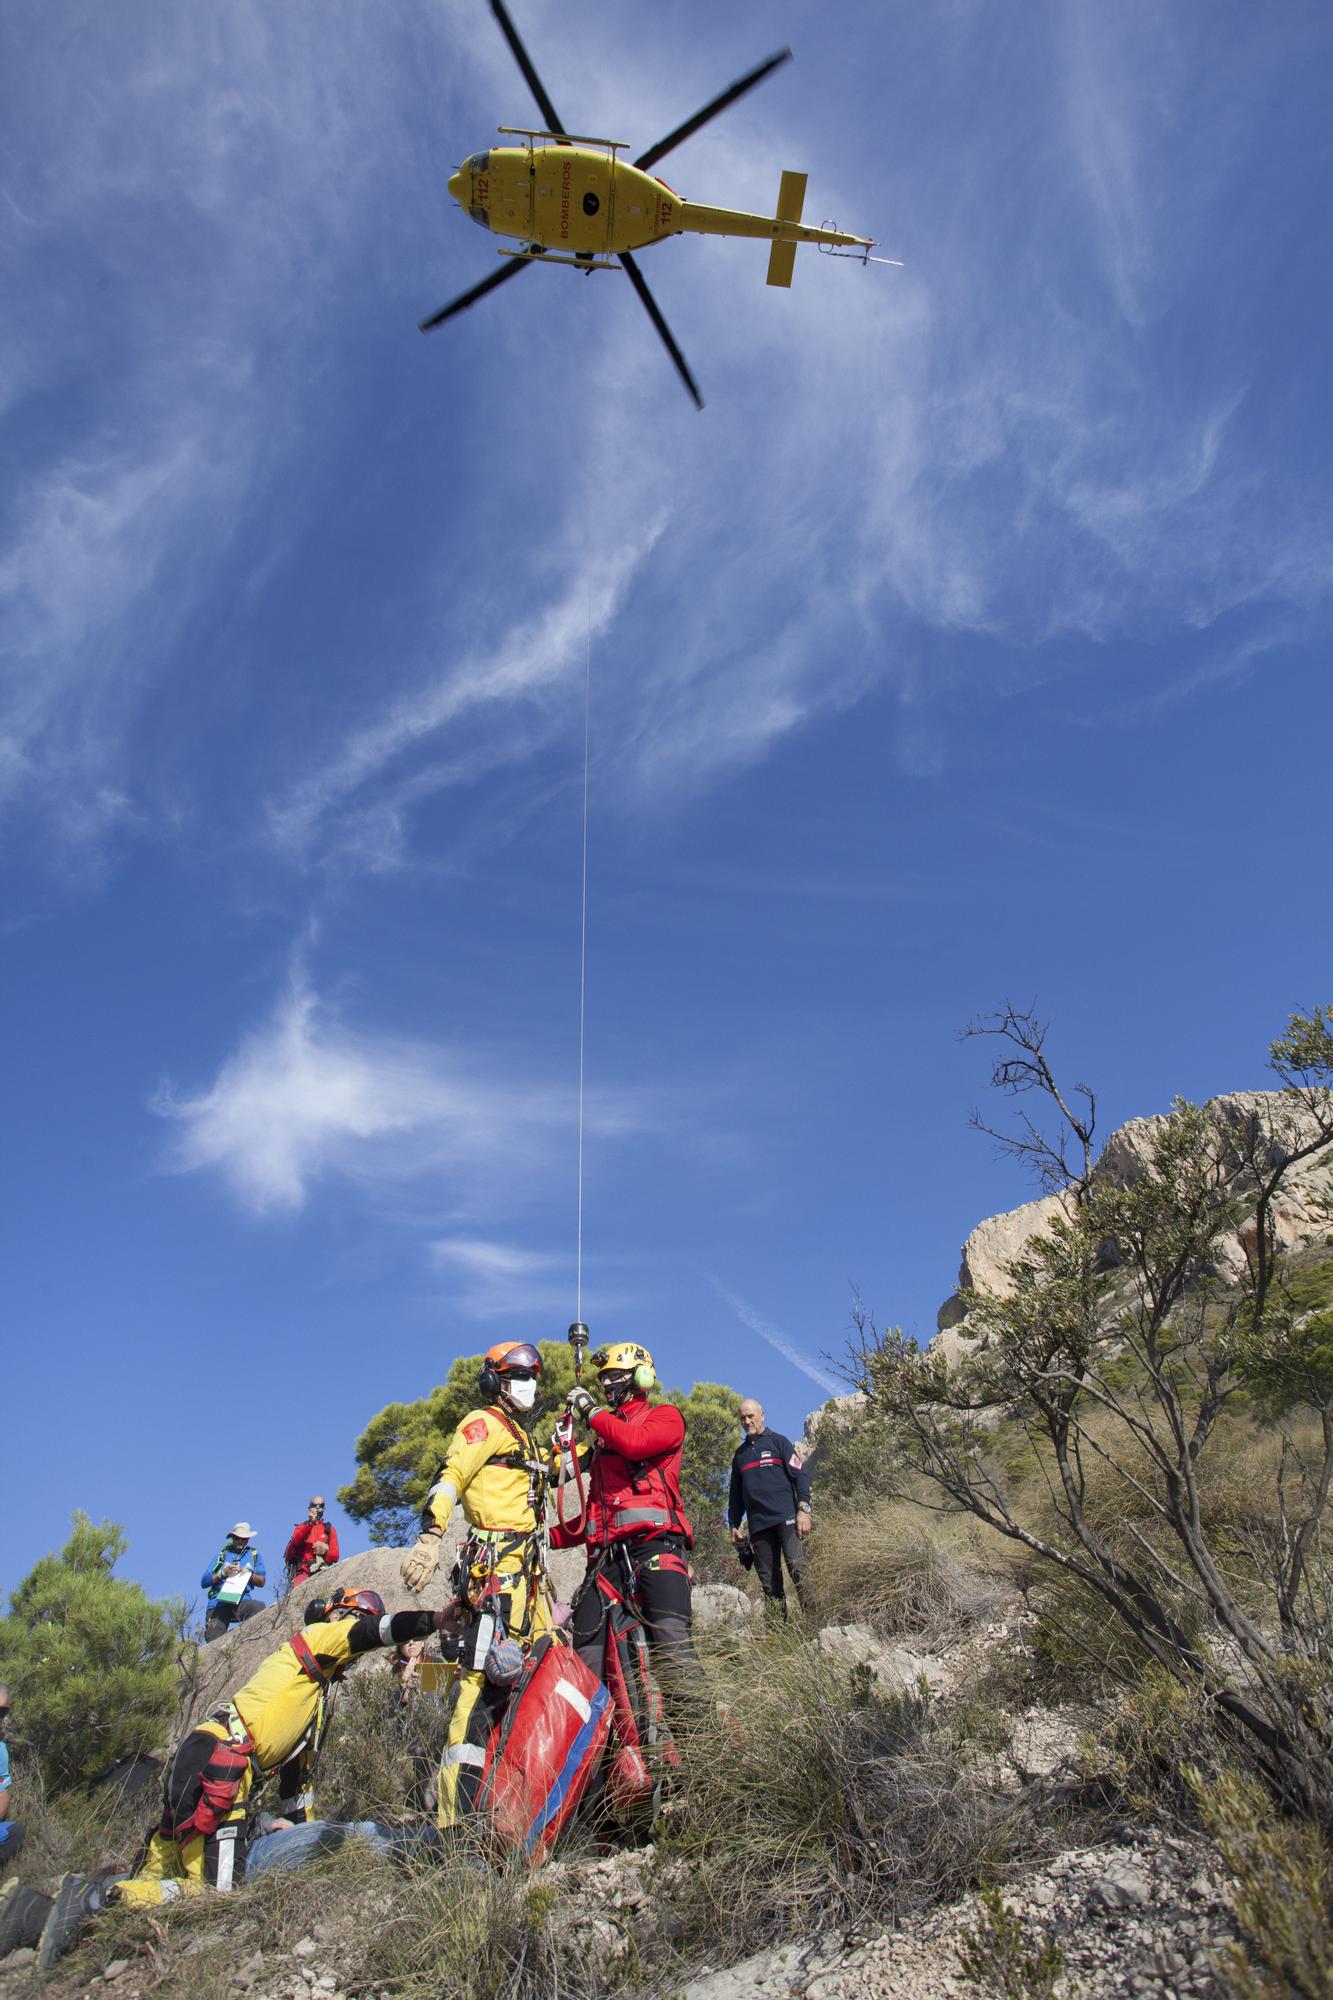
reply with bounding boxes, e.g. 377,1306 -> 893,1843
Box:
558,585 -> 594,1542
574,582 -> 592,1331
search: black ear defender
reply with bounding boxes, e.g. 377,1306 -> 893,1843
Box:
478,1364 -> 501,1400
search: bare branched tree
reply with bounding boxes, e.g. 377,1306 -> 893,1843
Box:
854,1007 -> 1333,1819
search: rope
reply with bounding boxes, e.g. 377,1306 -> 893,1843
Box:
575,582 -> 592,1326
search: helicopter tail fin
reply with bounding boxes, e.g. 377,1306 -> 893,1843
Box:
766,171 -> 808,287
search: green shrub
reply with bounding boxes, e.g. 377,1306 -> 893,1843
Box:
316,1668 -> 453,1825
0,1513 -> 184,1792
1190,1766 -> 1333,1999
1081,1667 -> 1228,1825
663,1626 -> 1032,1967
956,1884 -> 1064,1998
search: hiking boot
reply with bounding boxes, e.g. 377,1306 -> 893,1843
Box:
37,1871 -> 108,1970
0,1878 -> 53,1957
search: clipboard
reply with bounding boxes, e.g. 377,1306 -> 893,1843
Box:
215,1567 -> 253,1606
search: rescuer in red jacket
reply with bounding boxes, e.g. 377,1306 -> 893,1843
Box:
283,1497 -> 340,1587
553,1341 -> 704,1708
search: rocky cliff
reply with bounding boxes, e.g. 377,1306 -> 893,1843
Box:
930,1087 -> 1331,1367
182,1518 -> 587,1731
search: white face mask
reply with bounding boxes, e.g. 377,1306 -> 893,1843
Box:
506,1377 -> 538,1412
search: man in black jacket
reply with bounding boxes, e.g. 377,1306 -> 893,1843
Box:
727,1400 -> 812,1611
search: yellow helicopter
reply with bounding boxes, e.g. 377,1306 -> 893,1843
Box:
420,1 -> 887,408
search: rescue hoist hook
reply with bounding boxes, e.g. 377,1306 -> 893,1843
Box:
567,1320 -> 589,1383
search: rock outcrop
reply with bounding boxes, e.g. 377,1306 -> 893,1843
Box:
931,1088 -> 1331,1365
182,1524 -> 586,1732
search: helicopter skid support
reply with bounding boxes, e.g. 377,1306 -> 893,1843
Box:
496,245 -> 620,272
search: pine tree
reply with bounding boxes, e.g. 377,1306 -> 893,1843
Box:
341,1341 -> 741,1550
0,1513 -> 185,1791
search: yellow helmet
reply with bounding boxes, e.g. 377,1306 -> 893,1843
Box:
591,1341 -> 656,1397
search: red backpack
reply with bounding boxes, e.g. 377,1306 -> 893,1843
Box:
476,1637 -> 611,1860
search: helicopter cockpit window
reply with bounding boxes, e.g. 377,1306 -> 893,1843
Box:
469,151 -> 490,176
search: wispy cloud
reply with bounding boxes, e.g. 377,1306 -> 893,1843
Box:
430,1237 -> 575,1320
6,2 -> 1330,872
152,964 -> 651,1217
0,2 -> 486,843
709,1277 -> 841,1396
267,523 -> 665,865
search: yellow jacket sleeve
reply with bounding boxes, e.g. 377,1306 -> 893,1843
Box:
424,1410 -> 504,1532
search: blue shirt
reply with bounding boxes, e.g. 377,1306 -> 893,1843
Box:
0,1741 -> 10,1794
202,1546 -> 267,1605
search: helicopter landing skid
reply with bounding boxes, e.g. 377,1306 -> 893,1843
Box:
497,245 -> 620,273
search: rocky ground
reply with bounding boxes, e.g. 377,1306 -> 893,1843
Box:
677,1828 -> 1236,1999
0,1821 -> 1244,2000
0,1579 -> 1246,2000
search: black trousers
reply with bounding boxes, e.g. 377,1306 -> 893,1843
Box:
571,1540 -> 705,1708
750,1523 -> 808,1607
204,1600 -> 264,1644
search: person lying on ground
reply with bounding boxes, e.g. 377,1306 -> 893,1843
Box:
33,1587 -> 522,1968
284,1495 -> 340,1587
201,1522 -> 268,1642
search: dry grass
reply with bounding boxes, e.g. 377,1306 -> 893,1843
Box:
30,1622 -> 1046,2000
803,1495 -> 1016,1642
660,1624 -> 1038,1970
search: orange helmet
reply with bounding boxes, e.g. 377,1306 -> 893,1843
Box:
483,1340 -> 542,1375
324,1587 -> 385,1621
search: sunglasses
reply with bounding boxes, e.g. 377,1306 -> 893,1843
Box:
504,1368 -> 538,1383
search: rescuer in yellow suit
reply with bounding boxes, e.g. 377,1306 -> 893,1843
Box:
37,1588 -> 524,1967
400,1339 -> 555,1826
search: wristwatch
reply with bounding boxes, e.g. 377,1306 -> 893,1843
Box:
797,1502 -> 812,1516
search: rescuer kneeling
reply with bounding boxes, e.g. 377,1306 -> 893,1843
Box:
36,1588 -> 521,1967
399,1340 -> 555,1827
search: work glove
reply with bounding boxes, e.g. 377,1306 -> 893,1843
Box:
566,1386 -> 595,1420
483,1636 -> 525,1687
400,1531 -> 443,1593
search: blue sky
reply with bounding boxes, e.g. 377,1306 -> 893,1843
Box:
4,0 -> 1331,1606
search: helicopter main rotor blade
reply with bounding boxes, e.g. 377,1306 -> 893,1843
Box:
419,253 -> 534,332
489,0 -> 567,137
618,251 -> 704,410
633,48 -> 791,172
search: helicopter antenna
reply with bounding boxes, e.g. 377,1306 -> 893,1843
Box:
574,578 -> 593,1324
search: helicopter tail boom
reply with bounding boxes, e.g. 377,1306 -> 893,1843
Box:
677,196 -> 870,256
765,171 -> 807,287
